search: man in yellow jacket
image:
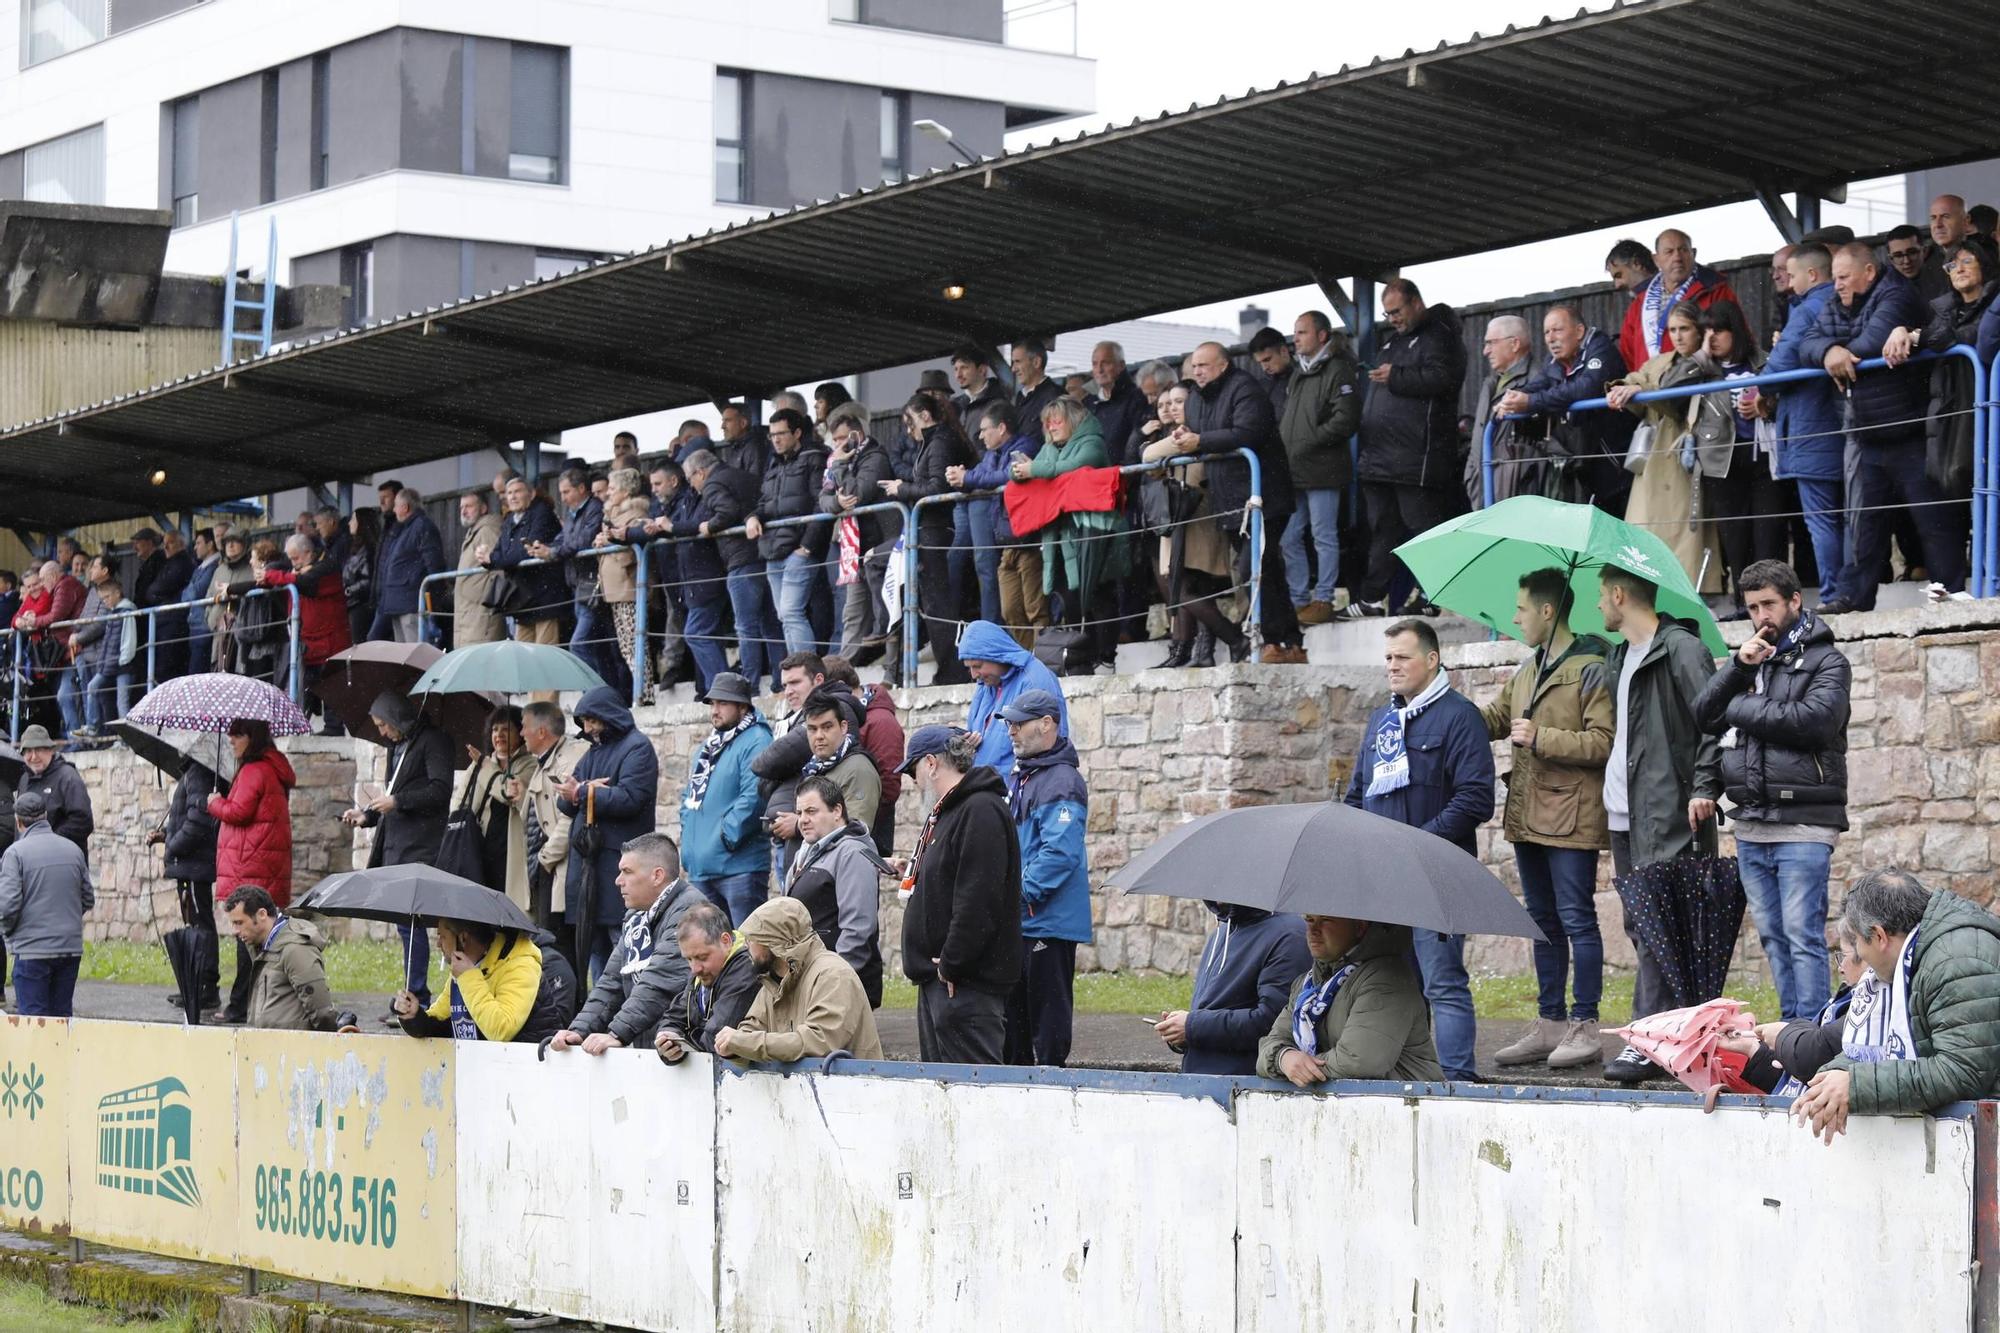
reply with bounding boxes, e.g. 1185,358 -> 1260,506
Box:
714,897 -> 883,1063
393,918 -> 543,1042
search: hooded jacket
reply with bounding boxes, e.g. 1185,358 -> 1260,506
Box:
783,819 -> 890,1006
1181,905 -> 1313,1076
1793,266 -> 1931,439
901,766 -> 1023,996
1599,615 -> 1724,868
1183,360 -> 1295,521
1478,635 -> 1615,851
404,931 -> 544,1042
666,939 -> 761,1053
163,761 -> 221,884
678,709 -> 772,882
727,896 -> 884,1062
0,819 -> 92,959
209,747 -> 298,903
569,876 -> 706,1046
858,683 -> 905,813
1343,681 -> 1496,859
1255,923 -> 1446,1082
1009,738 -> 1092,945
1357,303 -> 1468,491
960,620 -> 1069,773
244,915 -> 340,1031
756,442 -> 833,560
1692,613 -> 1849,830
17,755 -> 92,854
1763,280 -> 1844,481
560,687 -> 661,920
1280,347 -> 1362,491
1827,890 -> 2000,1114
361,698 -> 453,873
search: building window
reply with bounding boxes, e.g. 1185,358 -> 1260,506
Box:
23,0 -> 106,66
339,244 -> 373,327
715,69 -> 747,203
23,124 -> 106,205
167,97 -> 198,225
879,90 -> 907,184
309,51 -> 330,190
508,43 -> 565,184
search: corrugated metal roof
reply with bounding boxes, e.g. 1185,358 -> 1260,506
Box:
7,0 -> 2000,530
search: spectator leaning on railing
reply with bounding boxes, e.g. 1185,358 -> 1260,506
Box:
372,487 -> 446,644
751,408 -> 832,660
483,477 -> 565,649
596,467 -> 654,701
453,492 -> 505,648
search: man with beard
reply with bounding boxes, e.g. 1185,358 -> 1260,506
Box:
1695,561 -> 1850,1022
712,895 -> 882,1062
996,690 -> 1092,1067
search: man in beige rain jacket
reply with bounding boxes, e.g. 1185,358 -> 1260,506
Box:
713,896 -> 883,1062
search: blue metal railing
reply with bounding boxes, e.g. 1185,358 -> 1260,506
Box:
1481,345 -> 1993,597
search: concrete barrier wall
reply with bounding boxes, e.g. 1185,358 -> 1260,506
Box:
2,1019 -> 1986,1330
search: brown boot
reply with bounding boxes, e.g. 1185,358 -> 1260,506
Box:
1296,600 -> 1335,626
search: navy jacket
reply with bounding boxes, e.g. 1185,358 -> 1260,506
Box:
1794,267 -> 1931,439
1343,685 -> 1496,859
1181,905 -> 1313,1076
1008,739 -> 1092,944
1088,372 -> 1150,467
375,510 -> 446,616
488,498 -> 565,623
1522,327 -> 1635,463
695,464 -> 764,571
966,434 -> 1040,544
1764,281 -> 1844,481
551,494 -> 605,592
558,687 -> 660,921
1979,298 -> 2000,370
1184,362 -> 1295,522
1358,303 -> 1468,491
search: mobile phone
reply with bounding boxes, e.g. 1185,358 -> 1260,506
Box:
1137,1014 -> 1164,1026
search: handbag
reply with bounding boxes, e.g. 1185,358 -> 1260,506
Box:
482,573 -> 536,616
435,770 -> 499,887
1624,421 -> 1654,476
573,569 -> 604,611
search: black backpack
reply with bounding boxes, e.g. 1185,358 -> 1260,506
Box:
515,930 -> 580,1044
1032,626 -> 1095,677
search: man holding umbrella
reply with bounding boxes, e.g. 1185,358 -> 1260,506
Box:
343,692 -> 453,1020
1344,620 -> 1494,1082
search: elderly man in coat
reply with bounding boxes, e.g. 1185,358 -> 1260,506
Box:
518,701 -> 589,944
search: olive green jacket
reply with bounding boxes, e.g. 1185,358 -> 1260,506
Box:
1256,924 -> 1444,1083
1479,635 -> 1614,851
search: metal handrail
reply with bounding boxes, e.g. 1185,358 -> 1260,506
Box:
906,449 -> 1267,677
1480,346 -> 1992,597
4,583 -> 302,742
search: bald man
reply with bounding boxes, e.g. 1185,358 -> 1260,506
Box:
1617,228 -> 1741,370
1920,194 -> 1973,303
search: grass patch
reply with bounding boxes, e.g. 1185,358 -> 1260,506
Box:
83,937 -> 429,993
0,1278 -> 198,1331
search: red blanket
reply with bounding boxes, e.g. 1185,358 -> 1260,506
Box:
1002,467 -> 1126,537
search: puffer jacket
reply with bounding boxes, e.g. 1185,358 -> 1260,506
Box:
1358,303 -> 1468,490
1478,635 -> 1614,851
1692,613 -> 1849,830
757,443 -> 832,560
1793,266 -> 1931,441
208,748 -> 296,904
1280,348 -> 1361,491
1600,616 -> 1723,868
694,463 -> 765,571
726,896 -> 884,1062
899,423 -> 977,539
820,436 -> 903,550
1764,281 -> 1844,482
1828,889 -> 2000,1114
782,819 -> 890,1007
163,762 -> 221,884
1255,923 -> 1445,1082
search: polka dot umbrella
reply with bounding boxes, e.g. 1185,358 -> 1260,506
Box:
128,671 -> 311,737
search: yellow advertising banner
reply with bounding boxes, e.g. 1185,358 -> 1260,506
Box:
66,1019 -> 240,1264
234,1031 -> 457,1298
0,1015 -> 70,1236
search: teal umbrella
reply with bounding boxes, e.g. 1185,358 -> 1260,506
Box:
408,640 -> 606,697
1394,496 -> 1726,656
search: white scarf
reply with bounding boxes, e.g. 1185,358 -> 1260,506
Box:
1641,271 -> 1698,354
1841,928 -> 1921,1063
1364,669 -> 1452,799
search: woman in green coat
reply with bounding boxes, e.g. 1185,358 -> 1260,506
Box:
1010,396 -> 1128,657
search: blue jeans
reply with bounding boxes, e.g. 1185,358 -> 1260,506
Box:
86,665 -> 136,728
1737,839 -> 1832,1020
1844,438 -> 1963,608
725,565 -> 781,691
1411,929 -> 1476,1080
1280,487 -> 1343,606
1512,842 -> 1603,1021
694,872 -> 768,927
571,599 -> 630,697
965,499 -> 1004,625
682,594 -> 729,696
1793,477 -> 1845,604
765,553 -> 823,657
948,503 -> 975,620
13,955 -> 80,1017
398,923 -> 432,1005
56,664 -> 86,735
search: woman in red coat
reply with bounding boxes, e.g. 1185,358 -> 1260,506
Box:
260,534 -> 354,734
204,718 -> 298,1022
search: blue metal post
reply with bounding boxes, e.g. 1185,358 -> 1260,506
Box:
1481,418 -> 1497,511
286,584 -> 302,704
901,503 -> 921,686
524,438 -> 544,487
144,608 -> 157,696
630,540 -> 649,707
338,480 -> 354,515
8,633 -> 20,744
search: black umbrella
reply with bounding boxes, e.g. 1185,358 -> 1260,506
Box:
1614,855 -> 1746,1010
104,721 -> 237,785
568,786 -> 603,974
313,643 -> 500,763
160,926 -> 207,1025
1109,801 -> 1545,940
299,863 -> 536,931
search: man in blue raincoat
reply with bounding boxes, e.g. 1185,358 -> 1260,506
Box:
958,619 -> 1068,774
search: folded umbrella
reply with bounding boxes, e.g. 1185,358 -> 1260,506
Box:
315,641 -> 501,761
409,640 -> 605,698
1611,998 -> 1775,1100
299,862 -> 536,932
129,672 -> 310,735
1614,854 -> 1746,1011
160,926 -> 207,1026
1109,801 -> 1543,940
1393,494 -> 1726,656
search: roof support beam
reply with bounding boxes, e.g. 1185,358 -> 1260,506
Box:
1755,182 -> 1804,245
221,371 -> 519,440
421,320 -> 724,399
1310,268 -> 1357,332
671,251 -> 1017,350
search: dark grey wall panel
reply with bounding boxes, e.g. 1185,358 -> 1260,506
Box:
328,30 -> 402,184
398,29 -> 463,175
468,240 -> 534,296
196,74 -> 263,217
273,58 -> 315,201
373,234 -> 460,317
906,92 -> 1002,172
860,0 -> 1001,43
747,72 -> 879,208
0,151 -> 23,200
289,247 -> 340,290
469,37 -> 512,179
109,0 -> 205,36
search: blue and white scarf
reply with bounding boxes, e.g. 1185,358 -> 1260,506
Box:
1291,964 -> 1357,1057
1364,670 -> 1452,799
1842,927 -> 1921,1064
685,713 -> 758,811
615,895 -> 672,977
1754,609 -> 1818,694
800,728 -> 857,781
1770,987 -> 1853,1098
1641,271 -> 1698,353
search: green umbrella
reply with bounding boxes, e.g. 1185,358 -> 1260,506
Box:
408,640 -> 607,697
1394,496 -> 1726,656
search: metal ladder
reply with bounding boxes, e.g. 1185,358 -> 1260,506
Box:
220,211 -> 278,365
